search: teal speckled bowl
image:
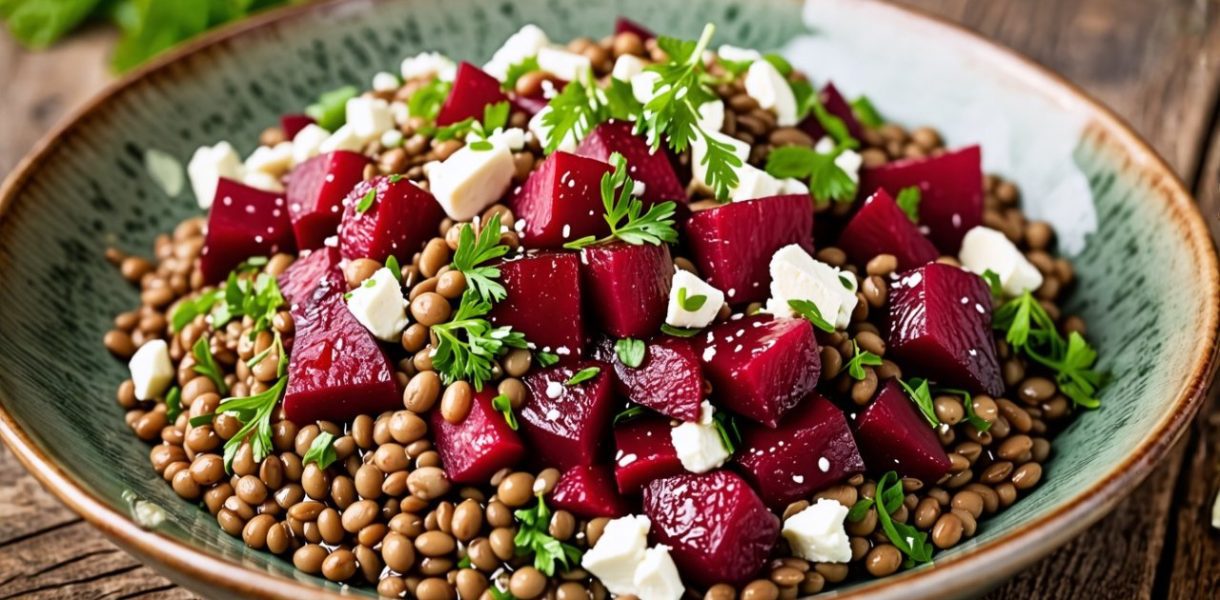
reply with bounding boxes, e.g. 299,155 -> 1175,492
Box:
1,0 -> 1216,598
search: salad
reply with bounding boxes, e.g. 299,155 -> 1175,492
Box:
103,17 -> 1104,600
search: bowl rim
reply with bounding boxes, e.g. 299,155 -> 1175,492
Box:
0,0 -> 1216,597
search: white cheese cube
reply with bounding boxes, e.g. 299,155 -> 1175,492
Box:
782,499 -> 852,563
346,268 -> 408,342
400,51 -> 457,82
744,59 -> 798,127
670,401 -> 731,473
242,171 -> 284,193
346,96 -> 394,140
537,47 -> 593,83
764,244 -> 857,329
814,136 -> 863,183
128,339 -> 173,401
697,100 -> 725,133
717,44 -> 763,63
291,124 -> 331,164
666,270 -> 725,329
780,177 -> 809,196
187,141 -> 244,209
581,515 -> 651,596
611,54 -> 648,82
959,226 -> 1044,296
528,107 -> 580,154
731,164 -> 785,203
319,124 -> 366,154
484,24 -> 550,80
244,142 -> 294,176
427,137 -> 515,221
690,130 -> 749,195
632,545 -> 684,600
372,71 -> 400,92
631,71 -> 665,105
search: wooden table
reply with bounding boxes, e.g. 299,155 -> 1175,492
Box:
1,1 -> 1219,597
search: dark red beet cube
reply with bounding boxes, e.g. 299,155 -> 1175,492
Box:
575,121 -> 687,207
698,315 -> 820,427
579,241 -> 674,338
643,470 -> 780,587
614,17 -> 655,41
436,62 -> 510,126
200,178 -> 296,283
488,252 -> 585,352
283,294 -> 399,423
550,465 -> 630,519
854,379 -> 952,482
888,263 -> 1004,395
859,145 -> 983,254
684,195 -> 813,304
277,246 -> 345,325
613,415 -> 684,494
338,175 -> 443,263
281,113 -> 315,139
838,188 -> 939,271
799,82 -> 865,143
735,393 -> 865,508
509,152 -> 614,249
520,360 -> 615,471
601,336 -> 703,422
431,388 -> 527,484
287,151 -> 371,250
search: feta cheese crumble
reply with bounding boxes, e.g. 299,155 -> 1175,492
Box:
128,339 -> 173,401
401,52 -> 458,82
958,225 -> 1044,296
291,124 -> 331,165
484,24 -> 550,81
814,136 -> 863,183
582,515 -> 683,600
345,268 -> 408,342
611,54 -> 648,82
537,47 -> 593,83
426,135 -> 515,221
764,244 -> 858,328
670,401 -> 731,473
345,96 -> 395,140
665,270 -> 725,329
782,498 -> 853,563
244,142 -> 294,177
187,141 -> 243,209
717,44 -> 763,63
744,59 -> 798,126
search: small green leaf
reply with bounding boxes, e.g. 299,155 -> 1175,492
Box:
355,189 -> 377,214
191,336 -> 228,395
898,377 -> 940,428
301,431 -> 338,469
844,340 -> 883,380
503,56 -> 540,91
565,367 -> 601,386
762,53 -> 792,77
491,394 -> 519,430
981,269 -> 1003,299
469,140 -> 493,151
677,287 -> 708,312
613,404 -> 648,425
170,289 -> 219,332
614,338 -> 647,368
305,85 -> 359,131
896,186 -> 921,223
385,255 -> 403,284
188,413 -> 214,428
850,95 -> 884,128
536,352 -> 560,368
165,386 -> 182,422
847,497 -> 875,522
660,324 -> 701,338
788,299 -> 835,333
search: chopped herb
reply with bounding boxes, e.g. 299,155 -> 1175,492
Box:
246,342 -> 274,370
170,289 -> 219,332
513,495 -> 584,576
450,212 -> 510,303
677,287 -> 708,312
839,275 -> 856,291
719,58 -> 754,77
355,189 -> 377,213
188,414 -> 214,428
432,289 -> 529,391
660,323 -> 701,338
804,93 -> 857,147
457,555 -> 473,569
604,78 -> 644,121
614,338 -> 647,368
274,332 -> 288,378
491,393 -> 519,430
562,153 -> 678,249
385,255 -> 403,284
191,336 -> 228,395
711,410 -> 742,454
503,56 -> 541,91
874,471 -> 934,566
850,95 -> 884,128
788,299 -> 835,333
936,386 -> 990,432
765,144 -> 858,204
981,269 -> 1003,300
388,174 -> 405,184
211,270 -> 285,337
847,496 -> 874,522
305,85 -> 358,131
301,431 -> 338,469
539,77 -> 603,154
408,79 -> 452,128
469,140 -> 493,151
898,377 -> 939,427
896,186 -> 921,223
565,367 -> 601,386
433,100 -> 510,144
217,376 -> 288,471
165,386 -> 182,422
535,351 -> 560,368
762,53 -> 792,76
489,584 -> 516,600
844,340 -> 883,380
993,291 -> 1104,408
613,404 -> 649,425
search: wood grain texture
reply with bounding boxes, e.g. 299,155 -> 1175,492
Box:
0,1 -> 1218,598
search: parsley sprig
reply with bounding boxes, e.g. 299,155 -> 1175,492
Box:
170,289 -> 220,332
513,495 -> 583,576
898,377 -> 939,428
408,79 -> 452,129
451,213 -> 511,303
993,291 -> 1104,408
844,340 -> 883,380
788,299 -> 835,333
563,153 -> 678,249
301,431 -> 338,469
217,375 -> 288,471
765,142 -> 858,204
848,471 -> 934,567
192,336 -> 228,395
212,269 -> 285,338
935,385 -> 991,432
539,77 -> 604,154
432,290 -> 529,391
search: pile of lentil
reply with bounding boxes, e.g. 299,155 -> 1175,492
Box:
103,25 -> 1091,600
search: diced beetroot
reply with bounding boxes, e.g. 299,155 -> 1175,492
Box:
431,389 -> 527,484
888,263 -> 1004,395
200,178 -> 296,283
854,379 -> 952,482
338,175 -> 443,263
488,252 -> 584,352
798,82 -> 865,143
859,146 -> 983,254
520,360 -> 615,470
597,336 -> 703,422
613,415 -> 684,494
579,241 -> 674,338
436,62 -> 511,126
838,188 -> 939,270
276,246 -> 345,323
287,151 -> 371,249
698,315 -> 820,427
735,393 -> 865,508
642,471 -> 779,587
282,294 -> 399,423
281,114 -> 315,139
550,465 -> 630,519
614,17 -> 655,41
684,195 -> 813,304
508,152 -> 614,249
575,121 -> 687,207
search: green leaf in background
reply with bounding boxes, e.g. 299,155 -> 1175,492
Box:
305,85 -> 359,131
110,0 -> 210,72
0,0 -> 102,49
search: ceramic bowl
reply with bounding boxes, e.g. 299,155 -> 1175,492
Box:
0,0 -> 1216,598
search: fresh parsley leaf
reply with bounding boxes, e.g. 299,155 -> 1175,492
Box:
565,367 -> 601,386
765,144 -> 858,204
408,79 -> 452,127
535,351 -> 560,368
1,0 -> 102,49
540,78 -> 603,154
482,100 -> 510,133
451,213 -> 510,303
432,289 -> 529,390
847,497 -> 875,522
660,323 -> 701,338
355,188 -> 377,213
851,95 -> 884,128
719,58 -> 753,77
191,336 -> 228,395
488,584 -> 516,600
896,186 -> 921,223
614,338 -> 647,368
993,292 -> 1105,408
432,117 -> 475,142
491,393 -> 519,430
805,93 -> 857,147
788,299 -> 835,333
211,270 -> 285,337
613,404 -> 648,425
165,386 -> 182,422
981,269 -> 1004,300
762,53 -> 792,77
503,56 -> 540,91
937,386 -> 990,432
563,153 -> 678,249
513,496 -> 583,576
711,410 -> 742,454
457,555 -> 473,569
604,78 -> 644,121
677,287 -> 708,312
301,431 -> 338,469
844,340 -> 883,380
217,376 -> 288,472
188,413 -> 214,428
170,289 -> 219,332
385,255 -> 403,284
898,377 -> 939,427
874,471 -> 934,566
305,85 -> 359,131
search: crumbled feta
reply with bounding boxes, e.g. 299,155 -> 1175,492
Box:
611,54 -> 648,82
187,141 -> 243,209
319,124 -> 366,153
484,24 -> 550,81
400,51 -> 457,82
537,47 -> 593,83
346,96 -> 395,140
633,545 -> 684,600
670,401 -> 731,473
764,244 -> 857,329
582,515 -> 651,595
427,136 -> 515,221
467,127 -> 526,151
782,499 -> 852,563
244,142 -> 294,177
958,226 -> 1044,296
242,171 -> 284,193
381,129 -> 405,148
372,71 -> 400,92
291,124 -> 331,164
697,100 -> 725,133
731,164 -> 785,202
128,339 -> 173,401
631,71 -> 665,105
528,107 -> 580,153
744,59 -> 798,126
779,177 -> 809,196
666,270 -> 725,329
690,130 -> 749,194
346,268 -> 408,341
814,136 -> 863,183
717,44 -> 763,63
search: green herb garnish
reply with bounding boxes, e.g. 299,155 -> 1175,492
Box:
513,495 -> 583,576
355,189 -> 377,214
451,213 -> 510,303
408,79 -> 452,127
165,386 -> 182,422
711,410 -> 742,454
301,431 -> 338,469
491,393 -> 519,430
614,338 -> 647,368
896,186 -> 921,223
217,376 -> 288,471
981,269 -> 1003,300
538,77 -> 603,154
993,291 -> 1104,408
170,289 -> 219,332
844,340 -> 883,380
876,471 -> 934,566
431,289 -> 529,391
677,287 -> 708,312
305,85 -> 358,131
898,377 -> 939,428
385,255 -> 403,284
188,413 -> 214,428
850,95 -> 884,128
660,323 -> 702,338
536,351 -> 560,368
565,367 -> 601,386
788,299 -> 835,333
563,153 -> 678,250
613,404 -> 648,425
191,336 -> 228,395
503,56 -> 540,91
936,386 -> 990,432
765,143 -> 858,204
211,270 -> 285,337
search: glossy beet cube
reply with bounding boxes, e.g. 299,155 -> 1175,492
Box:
735,393 -> 865,508
338,176 -> 444,263
287,151 -> 371,249
799,82 -> 864,142
698,315 -> 820,427
277,246 -> 345,323
684,195 -> 813,304
280,113 -> 315,139
859,145 -> 983,254
520,360 -> 615,470
550,465 -> 631,519
614,17 -> 656,41
575,121 -> 687,207
200,178 -> 296,283
642,471 -> 780,587
579,241 -> 674,338
488,252 -> 585,352
282,294 -> 399,423
431,389 -> 527,484
613,415 -> 684,494
838,188 -> 939,271
888,263 -> 1004,395
854,379 -> 952,482
509,152 -> 614,248
436,62 -> 511,126
599,336 -> 703,422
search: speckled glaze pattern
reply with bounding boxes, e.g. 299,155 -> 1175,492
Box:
0,0 -> 1215,599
